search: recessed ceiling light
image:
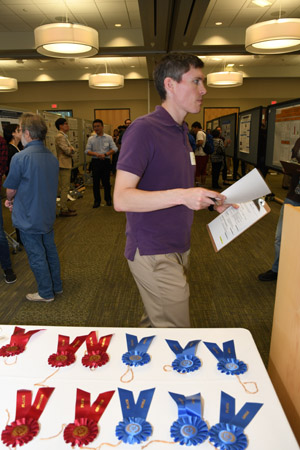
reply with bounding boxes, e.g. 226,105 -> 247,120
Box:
115,24 -> 122,27
212,57 -> 222,61
226,63 -> 234,67
252,0 -> 272,7
239,64 -> 244,67
215,22 -> 223,26
130,65 -> 135,68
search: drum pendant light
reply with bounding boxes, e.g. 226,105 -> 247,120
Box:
207,72 -> 243,88
89,73 -> 124,89
0,77 -> 18,92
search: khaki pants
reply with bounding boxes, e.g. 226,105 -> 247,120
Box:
128,249 -> 190,328
59,168 -> 71,211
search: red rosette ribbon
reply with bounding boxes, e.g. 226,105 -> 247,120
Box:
0,327 -> 43,358
64,418 -> 98,447
63,389 -> 115,447
82,351 -> 109,368
1,417 -> 39,447
47,334 -> 87,368
82,332 -> 112,369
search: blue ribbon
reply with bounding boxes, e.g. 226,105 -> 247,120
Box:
169,392 -> 208,445
208,391 -> 263,450
166,339 -> 200,356
116,388 -> 155,444
166,339 -> 201,374
122,334 -> 155,367
204,340 -> 247,376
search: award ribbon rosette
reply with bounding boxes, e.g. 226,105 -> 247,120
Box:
82,332 -> 112,369
64,388 -> 114,447
48,334 -> 87,367
169,392 -> 209,446
115,388 -> 155,445
204,340 -> 247,376
208,391 -> 263,450
0,326 -> 43,358
165,339 -> 201,373
1,387 -> 54,447
122,334 -> 155,367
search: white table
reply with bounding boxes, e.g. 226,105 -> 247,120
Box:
0,325 -> 298,449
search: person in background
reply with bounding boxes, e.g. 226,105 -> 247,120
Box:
85,119 -> 117,208
0,134 -> 16,284
4,113 -> 61,302
258,138 -> 300,281
114,52 -> 233,328
111,128 -> 120,175
191,121 -> 208,186
216,125 -> 231,186
211,128 -> 225,189
55,118 -> 77,217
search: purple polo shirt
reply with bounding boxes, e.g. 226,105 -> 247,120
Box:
117,106 -> 195,260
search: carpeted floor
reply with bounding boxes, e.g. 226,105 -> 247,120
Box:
0,170 -> 286,366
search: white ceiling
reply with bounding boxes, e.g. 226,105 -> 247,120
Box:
0,0 -> 299,83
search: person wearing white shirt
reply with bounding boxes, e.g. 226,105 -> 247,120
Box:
191,121 -> 208,186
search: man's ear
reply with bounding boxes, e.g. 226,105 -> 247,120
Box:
164,77 -> 175,95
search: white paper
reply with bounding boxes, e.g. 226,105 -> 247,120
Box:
207,200 -> 268,251
222,168 -> 271,204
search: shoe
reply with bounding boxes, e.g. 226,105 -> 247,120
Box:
106,201 -> 112,206
93,203 -> 100,208
258,270 -> 278,281
223,181 -> 232,186
55,290 -> 63,295
4,268 -> 17,284
68,208 -> 77,213
59,210 -> 77,217
26,292 -> 54,302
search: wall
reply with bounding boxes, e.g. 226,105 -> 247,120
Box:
0,77 -> 299,128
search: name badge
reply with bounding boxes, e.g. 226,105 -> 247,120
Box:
190,152 -> 196,166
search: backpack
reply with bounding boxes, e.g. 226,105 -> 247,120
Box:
203,132 -> 214,155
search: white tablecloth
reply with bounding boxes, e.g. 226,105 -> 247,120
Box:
0,325 -> 298,449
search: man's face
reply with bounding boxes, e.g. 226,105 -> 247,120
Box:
171,67 -> 206,116
93,122 -> 103,135
125,120 -> 131,127
62,122 -> 70,132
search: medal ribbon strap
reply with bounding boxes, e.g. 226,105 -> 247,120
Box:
86,332 -> 113,353
57,335 -> 70,352
204,342 -> 224,361
98,334 -> 113,353
28,387 -> 55,421
223,340 -> 236,359
118,388 -> 155,420
166,339 -> 200,356
75,389 -> 91,420
181,340 -> 201,356
169,392 -> 202,418
11,328 -> 43,348
126,334 -> 155,353
15,390 -> 32,420
90,390 -> 115,423
68,335 -> 87,354
220,391 -> 263,429
165,340 -> 183,355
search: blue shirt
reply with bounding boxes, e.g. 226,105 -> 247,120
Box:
4,140 -> 59,234
85,133 -> 117,159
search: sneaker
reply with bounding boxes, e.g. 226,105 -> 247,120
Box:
258,269 -> 278,281
4,268 -> 17,284
26,292 -> 54,302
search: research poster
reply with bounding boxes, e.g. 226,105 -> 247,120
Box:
273,105 -> 300,166
239,114 -> 251,154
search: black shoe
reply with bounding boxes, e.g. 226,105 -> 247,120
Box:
93,202 -> 100,208
258,269 -> 278,281
223,181 -> 232,186
106,201 -> 112,206
4,268 -> 17,284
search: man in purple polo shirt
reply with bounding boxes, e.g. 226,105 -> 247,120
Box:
114,53 -> 232,328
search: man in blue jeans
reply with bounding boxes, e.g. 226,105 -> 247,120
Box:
258,137 -> 300,281
4,113 -> 62,301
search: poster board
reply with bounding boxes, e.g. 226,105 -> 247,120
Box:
219,113 -> 237,159
265,98 -> 300,171
237,106 -> 264,166
0,106 -> 24,135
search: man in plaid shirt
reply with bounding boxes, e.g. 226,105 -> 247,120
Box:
0,134 -> 16,283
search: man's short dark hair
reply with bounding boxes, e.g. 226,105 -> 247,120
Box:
3,123 -> 19,143
93,119 -> 103,127
212,128 -> 221,138
20,113 -> 47,141
153,53 -> 204,101
191,122 -> 202,129
55,117 -> 67,130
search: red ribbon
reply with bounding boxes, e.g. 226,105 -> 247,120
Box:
63,389 -> 114,446
48,334 -> 87,367
1,387 -> 54,447
82,333 -> 112,368
0,327 -> 44,357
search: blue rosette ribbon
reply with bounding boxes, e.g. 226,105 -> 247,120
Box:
166,339 -> 201,374
169,392 -> 209,446
208,391 -> 263,450
204,340 -> 247,376
122,334 -> 155,367
116,388 -> 155,445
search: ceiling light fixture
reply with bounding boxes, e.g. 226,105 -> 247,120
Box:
207,71 -> 243,88
245,18 -> 300,54
34,23 -> 99,58
0,76 -> 18,92
252,0 -> 271,7
89,73 -> 124,89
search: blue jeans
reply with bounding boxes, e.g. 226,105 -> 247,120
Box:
20,229 -> 62,299
0,202 -> 12,271
272,198 -> 300,273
